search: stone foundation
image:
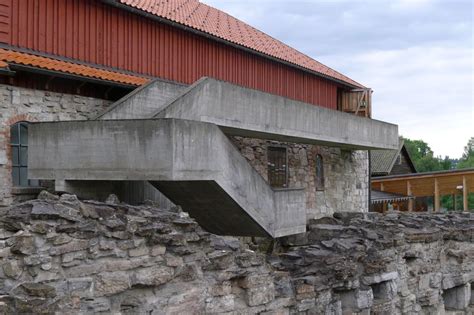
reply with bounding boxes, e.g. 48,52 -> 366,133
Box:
0,85 -> 111,206
230,136 -> 369,219
0,194 -> 472,314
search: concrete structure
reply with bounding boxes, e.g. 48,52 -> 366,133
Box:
0,0 -> 399,238
29,119 -> 306,238
28,78 -> 398,237
153,78 -> 397,150
97,79 -> 188,120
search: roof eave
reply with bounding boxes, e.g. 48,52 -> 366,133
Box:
8,64 -> 140,89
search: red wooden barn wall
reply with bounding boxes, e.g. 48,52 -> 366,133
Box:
0,0 -> 339,109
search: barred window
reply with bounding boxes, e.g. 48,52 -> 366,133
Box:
267,146 -> 288,188
315,154 -> 324,190
10,122 -> 38,187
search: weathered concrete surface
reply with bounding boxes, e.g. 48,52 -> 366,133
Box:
94,78 -> 186,210
0,196 -> 472,314
154,77 -> 399,150
95,78 -> 187,120
28,119 -> 306,238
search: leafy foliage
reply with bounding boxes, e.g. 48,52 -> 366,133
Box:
402,137 -> 451,172
457,137 -> 474,169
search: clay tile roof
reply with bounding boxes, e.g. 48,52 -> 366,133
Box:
117,0 -> 364,88
0,49 -> 150,86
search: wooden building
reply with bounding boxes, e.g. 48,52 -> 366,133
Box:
0,0 -> 381,209
370,139 -> 420,212
371,139 -> 417,177
0,0 -> 371,113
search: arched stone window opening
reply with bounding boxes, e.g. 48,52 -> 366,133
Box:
10,121 -> 38,187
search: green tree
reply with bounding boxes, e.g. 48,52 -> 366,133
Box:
402,137 -> 451,172
457,137 -> 474,169
441,137 -> 474,211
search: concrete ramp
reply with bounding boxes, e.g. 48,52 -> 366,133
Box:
28,119 -> 306,238
95,78 -> 188,120
153,77 -> 398,150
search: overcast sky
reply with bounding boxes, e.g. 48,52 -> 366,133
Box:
203,0 -> 473,158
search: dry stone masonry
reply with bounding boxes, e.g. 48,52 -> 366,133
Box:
231,136 -> 369,219
0,85 -> 111,206
0,192 -> 472,314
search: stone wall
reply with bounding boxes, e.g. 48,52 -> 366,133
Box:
0,85 -> 111,206
0,194 -> 472,314
230,136 -> 369,219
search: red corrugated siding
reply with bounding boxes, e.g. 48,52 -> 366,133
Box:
0,0 -> 338,109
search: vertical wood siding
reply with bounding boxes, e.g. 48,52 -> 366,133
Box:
0,0 -> 10,43
0,0 -> 338,109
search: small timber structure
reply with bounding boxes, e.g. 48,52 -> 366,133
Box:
372,168 -> 474,212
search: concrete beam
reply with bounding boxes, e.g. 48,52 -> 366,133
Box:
154,77 -> 399,150
28,119 -> 306,238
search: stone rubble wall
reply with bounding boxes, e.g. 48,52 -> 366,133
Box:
230,136 -> 369,219
0,85 -> 111,206
0,193 -> 472,314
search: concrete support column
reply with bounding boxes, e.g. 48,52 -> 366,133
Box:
463,176 -> 468,212
434,178 -> 440,213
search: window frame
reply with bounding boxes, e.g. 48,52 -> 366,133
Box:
10,121 -> 38,188
267,145 -> 289,188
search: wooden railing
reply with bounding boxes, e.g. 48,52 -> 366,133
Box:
339,88 -> 372,118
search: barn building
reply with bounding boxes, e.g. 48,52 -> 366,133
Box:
0,0 -> 398,237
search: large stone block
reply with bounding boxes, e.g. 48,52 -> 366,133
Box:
205,295 -> 235,313
339,289 -> 374,311
246,284 -> 275,306
131,266 -> 174,287
95,272 -> 130,296
442,283 -> 471,311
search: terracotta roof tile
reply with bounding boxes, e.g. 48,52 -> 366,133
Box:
118,0 -> 364,87
0,49 -> 149,86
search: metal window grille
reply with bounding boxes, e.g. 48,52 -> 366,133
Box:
315,154 -> 324,190
10,122 -> 38,187
267,146 -> 288,188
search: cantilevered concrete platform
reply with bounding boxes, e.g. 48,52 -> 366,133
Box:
29,119 -> 306,238
98,77 -> 398,150
29,76 -> 399,238
156,78 -> 397,150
